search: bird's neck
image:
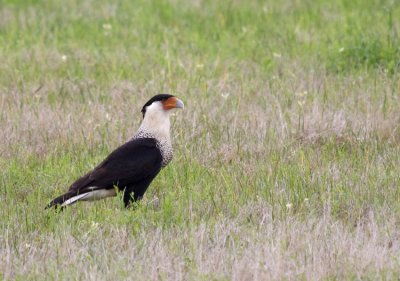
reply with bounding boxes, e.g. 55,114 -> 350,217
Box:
136,111 -> 171,142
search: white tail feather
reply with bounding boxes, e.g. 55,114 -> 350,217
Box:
61,193 -> 90,207
61,189 -> 116,207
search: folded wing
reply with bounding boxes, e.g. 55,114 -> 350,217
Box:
46,138 -> 163,208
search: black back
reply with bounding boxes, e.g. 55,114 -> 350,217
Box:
46,137 -> 164,209
68,138 -> 163,193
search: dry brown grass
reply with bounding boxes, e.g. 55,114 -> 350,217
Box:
2,202 -> 399,280
2,65 -> 400,279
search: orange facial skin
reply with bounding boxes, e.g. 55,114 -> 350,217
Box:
162,97 -> 184,110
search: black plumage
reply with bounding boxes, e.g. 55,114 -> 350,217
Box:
46,138 -> 162,208
46,94 -> 184,209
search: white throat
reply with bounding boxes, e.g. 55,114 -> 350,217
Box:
138,102 -> 171,141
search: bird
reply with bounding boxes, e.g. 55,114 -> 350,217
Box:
46,94 -> 184,209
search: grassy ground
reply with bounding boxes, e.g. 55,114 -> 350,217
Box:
1,0 -> 400,279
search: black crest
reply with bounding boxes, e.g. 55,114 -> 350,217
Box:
141,94 -> 174,117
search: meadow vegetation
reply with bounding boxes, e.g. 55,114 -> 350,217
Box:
1,0 -> 400,279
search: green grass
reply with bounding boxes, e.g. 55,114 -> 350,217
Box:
1,0 -> 400,280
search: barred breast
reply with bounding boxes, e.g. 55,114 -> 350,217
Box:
133,130 -> 173,167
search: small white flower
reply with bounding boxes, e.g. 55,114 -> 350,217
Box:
196,64 -> 204,69
297,100 -> 305,107
102,23 -> 112,30
273,52 -> 282,58
25,243 -> 31,248
221,92 -> 230,99
61,55 -> 67,62
105,113 -> 111,121
286,203 -> 292,209
339,47 -> 345,53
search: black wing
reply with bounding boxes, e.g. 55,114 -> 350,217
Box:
69,137 -> 163,194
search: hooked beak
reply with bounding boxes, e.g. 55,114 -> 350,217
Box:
175,98 -> 184,109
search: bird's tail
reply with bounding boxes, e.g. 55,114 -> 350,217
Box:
45,191 -> 85,209
46,188 -> 117,209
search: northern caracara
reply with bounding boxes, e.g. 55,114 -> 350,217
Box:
46,94 -> 184,209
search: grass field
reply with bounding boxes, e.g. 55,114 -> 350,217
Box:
1,0 -> 400,279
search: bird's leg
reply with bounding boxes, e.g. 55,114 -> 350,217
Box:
123,187 -> 135,208
122,177 -> 154,208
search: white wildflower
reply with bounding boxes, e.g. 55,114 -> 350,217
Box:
221,92 -> 230,99
102,23 -> 112,30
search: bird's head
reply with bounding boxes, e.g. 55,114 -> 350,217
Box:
141,94 -> 184,118
139,94 -> 184,140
